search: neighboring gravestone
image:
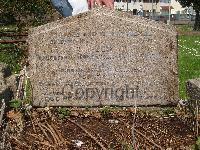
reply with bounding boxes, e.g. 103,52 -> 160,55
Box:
28,7 -> 179,107
0,63 -> 7,96
187,78 -> 200,101
0,63 -> 15,102
186,78 -> 200,115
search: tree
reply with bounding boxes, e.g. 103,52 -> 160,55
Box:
177,0 -> 200,31
0,0 -> 54,27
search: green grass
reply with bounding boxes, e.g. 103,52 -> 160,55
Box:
178,35 -> 200,99
0,25 -> 26,73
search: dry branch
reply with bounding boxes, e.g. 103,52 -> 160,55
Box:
120,118 -> 164,150
28,133 -> 41,141
38,123 -> 53,144
34,141 -> 55,148
11,136 -> 30,149
66,118 -> 107,150
50,123 -> 63,142
133,129 -> 164,150
40,123 -> 58,145
46,123 -> 60,144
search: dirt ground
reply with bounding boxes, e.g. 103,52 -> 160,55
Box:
0,107 -> 196,150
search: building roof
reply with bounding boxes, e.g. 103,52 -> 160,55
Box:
160,6 -> 174,10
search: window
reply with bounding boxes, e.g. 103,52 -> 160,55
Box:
122,0 -> 132,2
143,0 -> 158,3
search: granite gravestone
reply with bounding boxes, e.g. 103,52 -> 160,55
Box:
0,63 -> 15,101
28,7 -> 179,107
187,78 -> 200,101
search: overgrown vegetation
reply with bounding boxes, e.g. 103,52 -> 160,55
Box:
0,0 -> 55,27
178,0 -> 200,31
0,25 -> 27,73
0,44 -> 24,73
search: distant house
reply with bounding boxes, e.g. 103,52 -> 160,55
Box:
114,0 -> 160,18
114,0 -> 194,21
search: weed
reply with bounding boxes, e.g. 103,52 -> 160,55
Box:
57,107 -> 71,119
0,44 -> 24,74
100,106 -> 112,118
161,108 -> 175,116
9,99 -> 22,111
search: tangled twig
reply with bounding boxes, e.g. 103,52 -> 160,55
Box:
34,141 -> 55,148
10,136 -> 30,149
120,118 -> 164,150
133,128 -> 164,150
38,123 -> 52,144
66,118 -> 107,150
46,122 -> 60,144
50,123 -> 71,145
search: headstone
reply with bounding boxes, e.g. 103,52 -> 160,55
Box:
0,63 -> 15,101
0,63 -> 7,95
186,78 -> 200,115
28,8 -> 179,107
187,78 -> 200,101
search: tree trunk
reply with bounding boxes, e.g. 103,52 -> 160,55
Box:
194,10 -> 200,31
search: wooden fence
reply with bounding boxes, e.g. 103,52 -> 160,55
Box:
0,32 -> 27,44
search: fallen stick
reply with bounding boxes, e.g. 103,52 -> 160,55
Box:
120,119 -> 164,150
50,123 -> 73,149
50,123 -> 63,141
46,123 -> 60,144
29,114 -> 36,133
66,118 -> 107,150
34,140 -> 55,148
0,39 -> 26,44
10,136 -> 30,149
28,133 -> 41,141
133,128 -> 164,150
40,123 -> 58,145
38,123 -> 53,144
0,99 -> 5,127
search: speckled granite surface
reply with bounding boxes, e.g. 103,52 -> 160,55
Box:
187,78 -> 200,101
0,63 -> 15,102
28,7 -> 179,107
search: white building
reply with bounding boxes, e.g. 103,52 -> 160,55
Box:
114,0 -> 187,16
114,0 -> 160,17
170,0 -> 184,14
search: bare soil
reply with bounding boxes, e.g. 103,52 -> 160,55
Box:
0,107 -> 195,150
